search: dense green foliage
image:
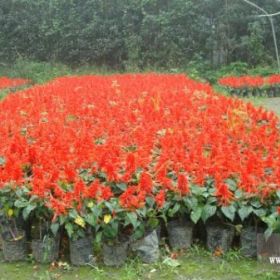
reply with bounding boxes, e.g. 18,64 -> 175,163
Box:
0,0 -> 279,70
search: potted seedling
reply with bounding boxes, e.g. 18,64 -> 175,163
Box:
162,173 -> 194,250
0,185 -> 28,262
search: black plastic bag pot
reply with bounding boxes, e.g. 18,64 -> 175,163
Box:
167,219 -> 194,250
257,233 -> 280,262
268,88 -> 275,98
275,86 -> 280,97
240,226 -> 262,258
31,235 -> 60,263
130,230 -> 159,263
2,230 -> 27,262
229,88 -> 237,96
103,241 -> 128,266
69,236 -> 93,266
206,224 -> 234,253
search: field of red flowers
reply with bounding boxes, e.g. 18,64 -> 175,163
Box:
0,74 -> 279,264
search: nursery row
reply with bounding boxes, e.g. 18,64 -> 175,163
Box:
0,74 -> 279,266
218,74 -> 280,88
218,74 -> 280,97
0,212 -> 272,266
0,77 -> 30,90
226,86 -> 280,98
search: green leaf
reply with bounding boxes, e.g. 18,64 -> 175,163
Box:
183,197 -> 198,209
276,190 -> 280,199
104,222 -> 118,239
225,178 -> 237,191
22,204 -> 36,220
221,205 -> 236,222
0,187 -> 11,194
116,183 -> 127,191
168,203 -> 181,218
201,205 -> 217,223
132,224 -> 145,240
59,216 -> 67,225
50,223 -> 60,236
146,197 -> 155,207
251,200 -> 261,209
85,213 -> 97,227
14,200 -> 28,208
235,189 -> 243,199
162,257 -> 181,267
238,206 -> 253,221
65,223 -> 74,238
190,207 -> 203,224
264,228 -> 273,241
207,197 -> 217,204
0,156 -> 5,165
95,231 -> 102,244
104,201 -> 114,212
68,209 -> 78,219
147,217 -> 159,229
190,186 -> 207,196
126,212 -> 138,229
253,208 -> 266,218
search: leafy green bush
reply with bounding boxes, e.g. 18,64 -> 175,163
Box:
0,0 -> 279,70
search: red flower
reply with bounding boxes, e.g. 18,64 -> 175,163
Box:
177,174 -> 189,195
85,180 -> 100,199
100,186 -> 113,201
139,172 -> 153,193
216,183 -> 233,205
155,190 -> 165,208
119,186 -> 146,209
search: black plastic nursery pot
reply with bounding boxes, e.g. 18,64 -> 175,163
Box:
31,235 -> 60,263
103,241 -> 129,267
257,232 -> 280,262
240,226 -> 264,258
167,219 -> 194,250
130,229 -> 160,263
2,230 -> 27,262
206,223 -> 235,253
69,236 -> 93,266
274,86 -> 280,97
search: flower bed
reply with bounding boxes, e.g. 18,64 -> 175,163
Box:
0,77 -> 30,90
0,74 -> 279,264
218,75 -> 280,97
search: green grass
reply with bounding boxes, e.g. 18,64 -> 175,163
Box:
0,59 -> 115,84
0,246 -> 279,280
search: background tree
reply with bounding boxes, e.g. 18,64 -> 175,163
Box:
0,0 -> 279,70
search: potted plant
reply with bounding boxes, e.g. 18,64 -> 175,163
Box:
95,176 -> 161,266
162,173 -> 194,250
97,197 -> 130,267
62,208 -> 94,266
15,192 -> 61,263
257,191 -> 280,261
129,193 -> 163,263
192,178 -> 236,254
0,185 -> 28,262
236,191 -> 267,258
